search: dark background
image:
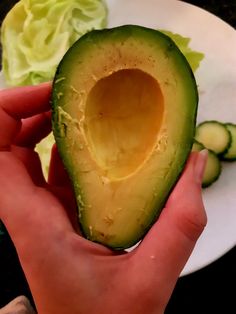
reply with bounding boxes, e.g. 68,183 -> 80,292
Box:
0,1 -> 236,313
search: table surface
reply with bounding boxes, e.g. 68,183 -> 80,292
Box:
0,1 -> 236,313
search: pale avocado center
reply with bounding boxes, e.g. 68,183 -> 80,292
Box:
84,69 -> 164,179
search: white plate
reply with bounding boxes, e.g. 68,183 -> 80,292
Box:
106,0 -> 236,276
1,0 -> 236,276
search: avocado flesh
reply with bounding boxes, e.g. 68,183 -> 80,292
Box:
52,25 -> 198,249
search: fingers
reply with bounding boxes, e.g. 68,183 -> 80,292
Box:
0,151 -> 73,251
0,82 -> 52,119
14,112 -> 51,148
0,103 -> 22,150
0,83 -> 52,150
133,151 -> 207,293
11,145 -> 46,186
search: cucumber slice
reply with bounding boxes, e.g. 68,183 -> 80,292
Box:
192,139 -> 204,152
195,121 -> 231,155
192,140 -> 222,188
222,123 -> 236,161
202,150 -> 222,188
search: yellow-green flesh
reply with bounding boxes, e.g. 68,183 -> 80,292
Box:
52,26 -> 198,249
85,69 -> 164,179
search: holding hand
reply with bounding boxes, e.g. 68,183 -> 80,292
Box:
0,84 -> 207,314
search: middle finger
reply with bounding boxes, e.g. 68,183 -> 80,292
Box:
14,112 -> 51,148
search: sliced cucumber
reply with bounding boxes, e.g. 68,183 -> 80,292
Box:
192,140 -> 222,188
202,150 -> 222,188
222,123 -> 236,161
192,139 -> 204,152
195,121 -> 231,155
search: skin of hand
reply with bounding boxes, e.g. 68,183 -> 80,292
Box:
0,83 -> 207,314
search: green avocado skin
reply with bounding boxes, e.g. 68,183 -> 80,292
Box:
52,25 -> 198,250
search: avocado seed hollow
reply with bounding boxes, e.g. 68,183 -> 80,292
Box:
84,69 -> 164,180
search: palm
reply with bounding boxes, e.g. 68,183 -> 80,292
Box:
10,145 -> 158,313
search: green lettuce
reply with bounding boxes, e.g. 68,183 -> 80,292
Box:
35,132 -> 55,178
1,0 -> 107,86
160,30 -> 204,72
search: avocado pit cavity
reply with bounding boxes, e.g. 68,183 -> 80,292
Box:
84,69 -> 164,180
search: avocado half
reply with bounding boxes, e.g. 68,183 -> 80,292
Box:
52,25 -> 198,249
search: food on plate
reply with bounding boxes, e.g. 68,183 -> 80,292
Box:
221,123 -> 236,161
1,0 -> 107,86
195,121 -> 231,155
193,120 -> 236,188
52,25 -> 198,249
160,30 -> 204,72
35,132 -> 55,178
192,140 -> 221,188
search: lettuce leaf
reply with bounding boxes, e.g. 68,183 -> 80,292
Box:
1,0 -> 108,86
160,30 -> 204,72
35,132 -> 55,178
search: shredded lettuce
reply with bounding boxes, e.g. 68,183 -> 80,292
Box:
35,132 -> 54,178
1,0 -> 108,86
160,30 -> 204,72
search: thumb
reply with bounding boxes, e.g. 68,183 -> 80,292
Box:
133,151 -> 207,290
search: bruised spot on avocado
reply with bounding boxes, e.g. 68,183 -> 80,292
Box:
52,25 -> 198,249
96,231 -> 115,242
164,42 -> 176,58
103,215 -> 114,226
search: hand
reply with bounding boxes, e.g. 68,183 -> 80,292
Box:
0,84 -> 207,314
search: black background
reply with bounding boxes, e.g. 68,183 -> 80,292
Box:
0,1 -> 236,313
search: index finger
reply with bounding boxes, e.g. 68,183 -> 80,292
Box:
132,152 -> 207,291
0,82 -> 52,119
0,82 -> 52,149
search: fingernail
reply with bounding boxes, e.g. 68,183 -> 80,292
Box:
194,149 -> 208,184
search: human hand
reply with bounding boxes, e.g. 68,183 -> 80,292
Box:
0,84 -> 207,314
